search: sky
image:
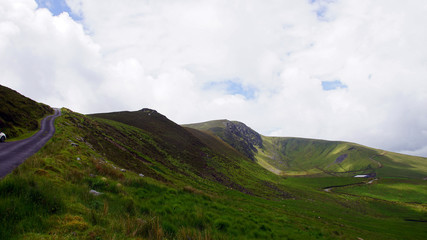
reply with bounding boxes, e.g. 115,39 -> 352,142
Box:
1,0 -> 427,157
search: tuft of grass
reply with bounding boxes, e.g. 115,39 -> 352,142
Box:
0,175 -> 64,239
177,227 -> 212,240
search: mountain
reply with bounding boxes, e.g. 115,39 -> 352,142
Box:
0,84 -> 53,138
89,109 -> 287,196
185,120 -> 427,179
0,85 -> 426,239
184,120 -> 263,160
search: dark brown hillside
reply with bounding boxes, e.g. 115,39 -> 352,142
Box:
0,85 -> 53,138
184,127 -> 248,161
90,109 -> 208,169
89,109 -> 256,193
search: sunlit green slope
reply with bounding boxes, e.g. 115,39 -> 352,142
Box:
185,120 -> 427,179
258,136 -> 427,178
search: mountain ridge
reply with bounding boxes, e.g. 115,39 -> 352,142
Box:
89,109 -> 286,197
184,120 -> 263,160
185,120 -> 427,179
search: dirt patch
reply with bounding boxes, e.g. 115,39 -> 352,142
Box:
334,154 -> 348,164
404,219 -> 427,222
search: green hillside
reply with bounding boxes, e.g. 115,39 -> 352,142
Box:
89,110 -> 285,196
2,108 -> 426,239
0,87 -> 426,239
0,84 -> 53,139
185,121 -> 427,179
261,137 -> 427,179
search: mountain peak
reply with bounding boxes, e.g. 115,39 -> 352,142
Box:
184,120 -> 263,160
139,108 -> 158,114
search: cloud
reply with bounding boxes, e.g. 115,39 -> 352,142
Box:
1,0 -> 427,157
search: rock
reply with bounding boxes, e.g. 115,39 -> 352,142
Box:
89,189 -> 102,196
71,142 -> 79,147
76,157 -> 81,161
86,142 -> 94,149
139,173 -> 144,177
120,169 -> 126,172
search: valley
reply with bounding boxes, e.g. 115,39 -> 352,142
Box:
186,120 -> 427,179
0,85 -> 426,239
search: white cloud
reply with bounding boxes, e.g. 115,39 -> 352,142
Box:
1,0 -> 427,157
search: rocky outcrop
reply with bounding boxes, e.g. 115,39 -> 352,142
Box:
221,121 -> 263,160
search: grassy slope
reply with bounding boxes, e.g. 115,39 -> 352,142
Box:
259,136 -> 427,178
185,121 -> 427,179
1,109 -> 426,239
0,85 -> 53,139
89,109 -> 285,196
334,178 -> 427,203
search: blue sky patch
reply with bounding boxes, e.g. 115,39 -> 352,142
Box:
315,5 -> 327,18
309,0 -> 336,21
36,0 -> 81,20
321,80 -> 347,91
205,80 -> 256,100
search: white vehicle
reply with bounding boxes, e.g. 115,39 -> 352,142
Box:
0,132 -> 6,142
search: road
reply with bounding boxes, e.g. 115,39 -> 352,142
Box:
0,108 -> 61,178
323,178 -> 378,192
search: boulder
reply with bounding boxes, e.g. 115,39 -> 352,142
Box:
89,189 -> 102,196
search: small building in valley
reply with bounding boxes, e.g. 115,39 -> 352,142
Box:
354,172 -> 376,178
354,174 -> 369,178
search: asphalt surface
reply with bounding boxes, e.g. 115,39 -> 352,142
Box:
0,108 -> 61,178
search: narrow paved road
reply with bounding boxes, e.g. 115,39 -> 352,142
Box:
0,109 -> 61,178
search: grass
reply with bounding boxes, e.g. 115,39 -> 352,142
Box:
0,108 -> 426,239
0,84 -> 53,139
256,137 -> 378,176
185,120 -> 427,179
7,129 -> 38,141
284,177 -> 366,189
376,152 -> 427,179
334,178 -> 427,203
7,116 -> 48,142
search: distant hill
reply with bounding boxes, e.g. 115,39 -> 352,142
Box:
184,120 -> 263,160
185,120 -> 427,179
89,109 -> 285,196
0,85 -> 53,138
